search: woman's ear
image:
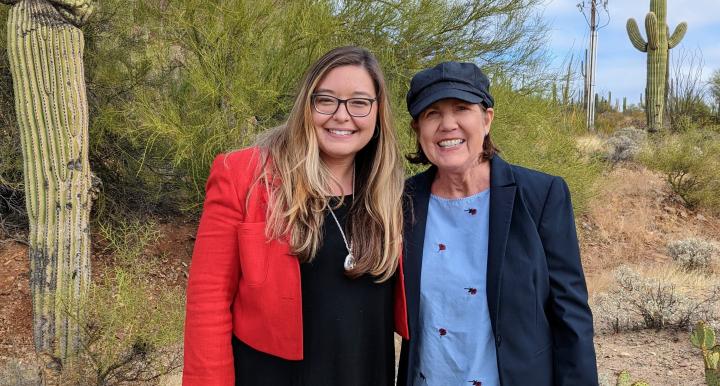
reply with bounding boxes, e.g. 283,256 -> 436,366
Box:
410,119 -> 419,132
484,108 -> 494,134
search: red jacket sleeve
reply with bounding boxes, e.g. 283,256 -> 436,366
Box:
183,154 -> 243,386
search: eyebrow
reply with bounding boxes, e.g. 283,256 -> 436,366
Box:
314,88 -> 375,98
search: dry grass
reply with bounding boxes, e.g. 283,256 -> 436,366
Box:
580,165 -> 720,296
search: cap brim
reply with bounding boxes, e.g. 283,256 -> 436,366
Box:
409,85 -> 485,119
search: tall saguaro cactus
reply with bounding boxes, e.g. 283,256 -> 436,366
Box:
3,0 -> 95,361
626,0 -> 687,132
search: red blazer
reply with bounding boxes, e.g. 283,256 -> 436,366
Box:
183,147 -> 409,386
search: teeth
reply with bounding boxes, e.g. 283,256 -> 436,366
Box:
438,139 -> 464,148
329,129 -> 353,136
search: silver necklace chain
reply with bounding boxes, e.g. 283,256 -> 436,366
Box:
327,166 -> 355,271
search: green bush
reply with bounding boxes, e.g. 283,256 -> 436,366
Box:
639,129 -> 720,212
489,86 -> 602,214
60,220 -> 184,385
76,0 -> 549,214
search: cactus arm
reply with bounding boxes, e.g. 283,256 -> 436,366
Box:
668,22 -> 687,48
626,18 -> 648,52
645,12 -> 659,50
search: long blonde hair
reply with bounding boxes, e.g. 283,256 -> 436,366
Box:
254,46 -> 404,282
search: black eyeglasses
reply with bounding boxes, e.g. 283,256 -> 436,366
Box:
311,94 -> 377,117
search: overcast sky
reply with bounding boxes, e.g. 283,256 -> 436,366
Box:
543,0 -> 720,105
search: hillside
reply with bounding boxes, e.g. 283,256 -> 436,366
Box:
1,164 -> 719,384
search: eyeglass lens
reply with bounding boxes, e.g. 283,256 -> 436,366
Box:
313,95 -> 373,117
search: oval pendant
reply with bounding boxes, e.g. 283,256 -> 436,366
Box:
344,253 -> 356,271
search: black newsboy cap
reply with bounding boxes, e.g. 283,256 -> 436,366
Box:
406,61 -> 494,119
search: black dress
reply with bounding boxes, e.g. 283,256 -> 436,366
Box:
233,196 -> 395,386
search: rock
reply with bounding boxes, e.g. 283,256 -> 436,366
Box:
620,352 -> 631,357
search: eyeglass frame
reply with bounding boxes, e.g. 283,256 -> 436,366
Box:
310,93 -> 377,118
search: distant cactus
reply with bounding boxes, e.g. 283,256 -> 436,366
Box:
562,58 -> 573,106
690,321 -> 720,386
626,0 -> 687,132
615,370 -> 650,386
4,0 -> 95,362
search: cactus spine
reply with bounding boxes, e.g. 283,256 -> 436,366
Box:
626,0 -> 687,132
690,321 -> 720,386
4,0 -> 95,361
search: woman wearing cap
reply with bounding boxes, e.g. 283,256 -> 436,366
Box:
183,46 -> 408,386
396,62 -> 597,386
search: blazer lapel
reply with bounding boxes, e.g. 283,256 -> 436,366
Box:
403,166 -> 435,337
487,156 -> 516,333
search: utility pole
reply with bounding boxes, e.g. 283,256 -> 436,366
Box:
578,0 -> 609,132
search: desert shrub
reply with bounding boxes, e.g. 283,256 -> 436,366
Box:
60,220 -> 184,385
0,358 -> 41,386
594,111 -> 626,134
614,127 -> 648,144
639,129 -> 720,212
602,127 -> 647,164
667,238 -> 718,271
593,266 -> 720,333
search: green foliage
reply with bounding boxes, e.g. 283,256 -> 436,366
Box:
0,6 -> 22,192
61,220 -> 184,385
639,129 -> 720,211
690,321 -> 720,386
77,0 -> 548,214
490,85 -> 602,214
615,370 -> 650,386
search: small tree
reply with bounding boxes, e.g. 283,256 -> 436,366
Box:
665,47 -> 711,130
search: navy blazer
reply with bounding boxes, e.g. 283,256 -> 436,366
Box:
397,155 -> 598,386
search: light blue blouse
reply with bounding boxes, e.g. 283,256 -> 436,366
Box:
413,189 -> 500,386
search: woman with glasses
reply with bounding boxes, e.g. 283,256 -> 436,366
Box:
183,46 -> 408,386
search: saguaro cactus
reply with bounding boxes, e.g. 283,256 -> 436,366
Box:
626,0 -> 687,132
3,0 -> 95,361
